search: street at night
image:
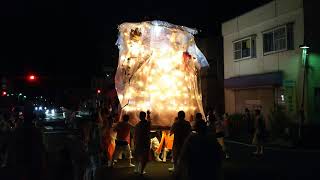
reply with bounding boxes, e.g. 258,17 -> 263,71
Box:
1,0 -> 320,179
3,131 -> 319,180
95,142 -> 320,180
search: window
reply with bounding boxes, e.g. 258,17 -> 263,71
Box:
233,36 -> 256,60
315,88 -> 320,112
263,23 -> 294,55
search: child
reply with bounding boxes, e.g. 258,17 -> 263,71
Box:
150,132 -> 162,162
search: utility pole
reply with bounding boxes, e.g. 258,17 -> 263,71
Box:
299,45 -> 309,140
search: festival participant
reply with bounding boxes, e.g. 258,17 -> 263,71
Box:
150,131 -> 162,162
252,109 -> 266,155
100,111 -> 116,167
134,112 -> 151,175
175,119 -> 223,180
113,114 -> 135,167
169,111 -> 191,172
214,113 -> 230,159
156,130 -> 174,162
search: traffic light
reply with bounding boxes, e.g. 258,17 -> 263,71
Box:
27,74 -> 37,82
1,91 -> 7,96
97,89 -> 101,94
29,75 -> 35,80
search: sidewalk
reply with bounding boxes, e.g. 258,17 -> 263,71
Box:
225,134 -> 320,152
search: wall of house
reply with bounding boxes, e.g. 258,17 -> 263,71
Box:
222,0 -> 306,121
222,0 -> 304,80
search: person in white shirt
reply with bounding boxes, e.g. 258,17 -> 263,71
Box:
150,132 -> 162,162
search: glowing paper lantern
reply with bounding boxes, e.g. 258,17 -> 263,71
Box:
115,21 -> 209,126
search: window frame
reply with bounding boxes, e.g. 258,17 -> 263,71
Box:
263,25 -> 288,55
233,37 -> 254,61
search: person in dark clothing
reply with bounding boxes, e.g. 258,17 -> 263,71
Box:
175,119 -> 223,180
206,109 -> 216,135
244,108 -> 254,135
65,133 -> 88,180
169,111 -> 191,172
252,109 -> 266,155
133,111 -> 151,175
191,113 -> 205,131
84,117 -> 102,180
6,102 -> 47,180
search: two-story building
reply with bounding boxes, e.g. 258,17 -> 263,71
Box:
222,0 -> 320,127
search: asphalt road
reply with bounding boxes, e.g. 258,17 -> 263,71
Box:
96,142 -> 320,180
2,126 -> 320,180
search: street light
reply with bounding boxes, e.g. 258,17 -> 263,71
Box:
300,45 -> 309,65
299,45 -> 310,49
299,44 -> 310,140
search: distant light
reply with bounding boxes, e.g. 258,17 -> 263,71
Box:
281,95 -> 285,101
97,89 -> 101,94
45,110 -> 49,114
19,93 -> 22,96
39,106 -> 43,110
44,107 -> 47,110
35,107 -> 38,111
7,94 -> 10,97
23,96 -> 26,98
28,74 -> 37,81
2,91 -> 7,96
51,109 -> 55,114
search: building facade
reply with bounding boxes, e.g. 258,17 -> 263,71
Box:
222,0 -> 320,127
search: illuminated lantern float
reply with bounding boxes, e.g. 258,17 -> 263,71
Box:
115,21 -> 209,126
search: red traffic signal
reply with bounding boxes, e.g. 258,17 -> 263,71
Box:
97,89 -> 101,94
29,75 -> 35,80
1,91 -> 7,96
27,74 -> 37,81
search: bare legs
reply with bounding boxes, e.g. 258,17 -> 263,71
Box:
217,137 -> 229,158
254,145 -> 264,155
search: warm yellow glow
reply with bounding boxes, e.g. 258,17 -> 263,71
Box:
115,21 -> 208,126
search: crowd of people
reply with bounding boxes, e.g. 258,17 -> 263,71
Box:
0,102 -> 47,180
86,108 -> 235,179
68,106 -> 229,179
84,106 -> 266,180
0,100 -> 266,180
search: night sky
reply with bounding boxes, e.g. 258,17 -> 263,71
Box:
0,0 -> 271,83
